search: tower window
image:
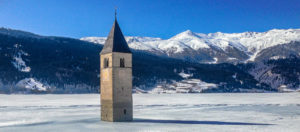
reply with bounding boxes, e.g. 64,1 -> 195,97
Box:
120,58 -> 125,67
104,58 -> 109,68
124,109 -> 127,115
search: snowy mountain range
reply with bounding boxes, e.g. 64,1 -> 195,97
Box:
81,29 -> 300,63
0,27 -> 299,93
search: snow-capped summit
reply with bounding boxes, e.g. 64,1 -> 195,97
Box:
81,28 -> 300,63
171,30 -> 195,39
80,37 -> 106,44
169,30 -> 210,50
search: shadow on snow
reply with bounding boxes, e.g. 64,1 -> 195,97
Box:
133,118 -> 274,125
0,118 -> 274,128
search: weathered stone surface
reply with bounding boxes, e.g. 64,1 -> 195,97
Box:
100,18 -> 133,122
101,52 -> 132,122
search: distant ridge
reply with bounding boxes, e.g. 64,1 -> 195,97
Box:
82,28 -> 300,63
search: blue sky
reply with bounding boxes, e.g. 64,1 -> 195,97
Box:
0,0 -> 300,39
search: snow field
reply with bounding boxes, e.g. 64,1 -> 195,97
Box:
0,93 -> 300,132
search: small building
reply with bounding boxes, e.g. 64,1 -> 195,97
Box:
100,16 -> 133,122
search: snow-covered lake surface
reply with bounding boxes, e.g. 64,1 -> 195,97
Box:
0,93 -> 300,132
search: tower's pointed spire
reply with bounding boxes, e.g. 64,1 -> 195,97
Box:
100,10 -> 131,55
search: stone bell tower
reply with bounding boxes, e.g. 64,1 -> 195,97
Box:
100,15 -> 133,122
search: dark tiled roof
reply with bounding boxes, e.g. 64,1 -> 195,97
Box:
100,19 -> 131,54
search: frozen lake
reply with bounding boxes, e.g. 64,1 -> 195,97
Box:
0,93 -> 300,132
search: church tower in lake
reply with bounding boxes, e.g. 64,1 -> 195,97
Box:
100,14 -> 133,122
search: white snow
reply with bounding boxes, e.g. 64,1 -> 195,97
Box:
205,57 -> 218,64
212,57 -> 218,64
81,29 -> 300,61
11,49 -> 31,72
169,30 -> 210,50
232,73 -> 237,79
0,93 -> 299,131
247,51 -> 260,62
133,87 -> 148,94
178,72 -> 192,79
270,56 -> 287,60
150,79 -> 218,94
227,57 -> 238,61
80,37 -> 106,44
16,78 -> 49,91
278,85 -> 296,92
149,85 -> 177,94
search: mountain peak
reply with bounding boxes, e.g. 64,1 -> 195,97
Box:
181,30 -> 196,36
170,30 -> 198,40
183,29 -> 193,34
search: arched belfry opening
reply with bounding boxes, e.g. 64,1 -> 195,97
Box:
120,58 -> 125,67
104,58 -> 109,68
100,11 -> 133,122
